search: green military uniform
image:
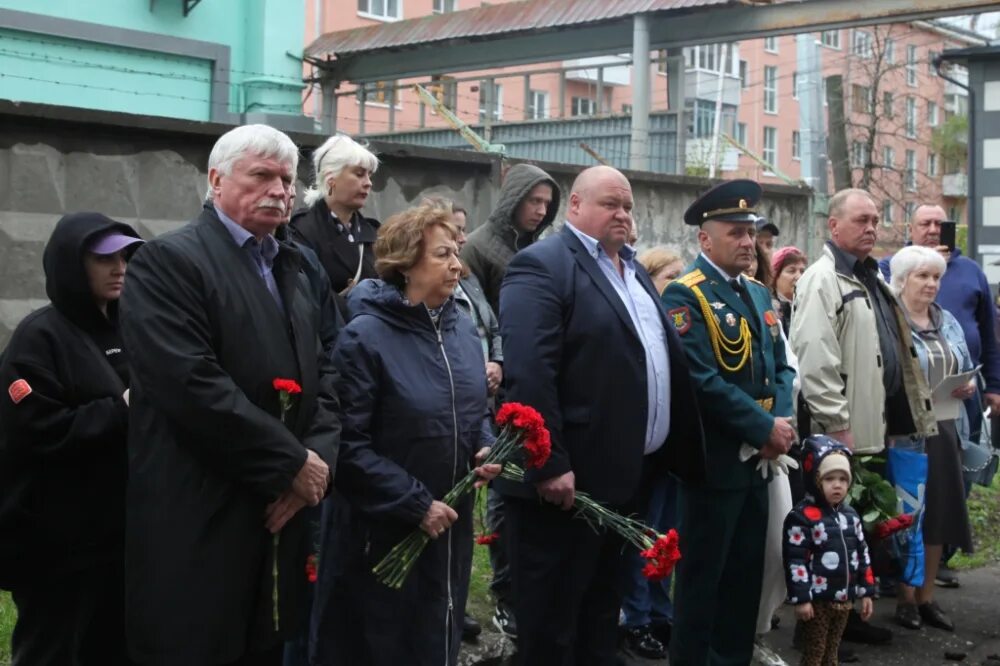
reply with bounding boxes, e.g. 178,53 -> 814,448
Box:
662,180 -> 795,666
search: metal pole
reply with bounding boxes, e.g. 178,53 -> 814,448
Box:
559,70 -> 567,118
388,84 -> 396,132
484,77 -> 495,141
321,79 -> 335,134
708,43 -> 728,178
523,74 -> 532,120
596,66 -> 604,115
630,14 -> 651,171
358,83 -> 367,135
667,51 -> 686,175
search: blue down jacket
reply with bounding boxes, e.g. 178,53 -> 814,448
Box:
312,279 -> 493,666
782,436 -> 877,605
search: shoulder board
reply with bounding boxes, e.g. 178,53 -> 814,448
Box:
745,276 -> 766,288
675,269 -> 706,288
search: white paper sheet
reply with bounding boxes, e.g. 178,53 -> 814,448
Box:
931,365 -> 981,421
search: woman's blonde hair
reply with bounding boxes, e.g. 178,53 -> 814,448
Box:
637,246 -> 682,277
376,202 -> 467,288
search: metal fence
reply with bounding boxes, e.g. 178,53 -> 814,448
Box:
364,112 -> 680,173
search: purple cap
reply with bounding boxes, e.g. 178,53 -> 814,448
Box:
88,231 -> 144,256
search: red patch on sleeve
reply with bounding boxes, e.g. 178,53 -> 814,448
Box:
668,307 -> 692,335
803,505 -> 823,522
7,379 -> 32,404
764,310 -> 778,327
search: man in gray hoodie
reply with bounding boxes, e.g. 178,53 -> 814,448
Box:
461,163 -> 561,313
460,163 -> 559,638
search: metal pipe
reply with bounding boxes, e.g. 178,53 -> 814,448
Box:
709,43 -> 728,178
630,14 -> 651,171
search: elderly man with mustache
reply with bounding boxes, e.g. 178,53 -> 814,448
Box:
120,124 -> 340,666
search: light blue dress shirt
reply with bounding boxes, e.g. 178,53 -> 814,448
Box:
566,221 -> 671,454
215,206 -> 284,311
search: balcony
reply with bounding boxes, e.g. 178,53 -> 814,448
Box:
684,69 -> 742,108
943,173 -> 968,198
564,55 -> 631,86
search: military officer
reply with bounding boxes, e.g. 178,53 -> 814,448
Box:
662,179 -> 796,665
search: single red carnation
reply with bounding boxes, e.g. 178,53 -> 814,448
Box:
273,378 -> 302,394
475,532 -> 499,546
305,554 -> 318,583
802,506 -> 822,522
641,530 -> 681,581
523,429 -> 552,469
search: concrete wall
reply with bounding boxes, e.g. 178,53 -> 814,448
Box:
0,103 -> 813,348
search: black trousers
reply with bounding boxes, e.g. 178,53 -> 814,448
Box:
506,497 -> 625,666
670,483 -> 769,666
11,561 -> 130,666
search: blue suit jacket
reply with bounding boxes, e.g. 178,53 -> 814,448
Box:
498,225 -> 706,506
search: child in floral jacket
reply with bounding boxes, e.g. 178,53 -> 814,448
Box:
783,435 -> 876,666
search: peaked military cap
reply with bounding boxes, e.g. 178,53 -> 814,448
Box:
684,179 -> 763,226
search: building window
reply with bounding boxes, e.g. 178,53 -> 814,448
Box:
852,30 -> 872,59
793,71 -> 800,99
764,66 -> 778,114
852,84 -> 873,114
885,39 -> 896,64
428,75 -> 457,109
357,0 -> 401,20
905,149 -> 917,191
928,152 -> 938,177
528,90 -> 550,119
906,97 -> 917,138
905,202 -> 916,221
736,122 -> 747,146
851,141 -> 865,168
621,103 -> 633,114
821,30 -> 841,49
907,45 -> 918,86
883,146 -> 895,169
883,200 -> 894,225
479,82 -> 503,121
929,50 -> 940,75
362,80 -> 398,105
684,44 -> 738,74
740,60 -> 749,88
571,96 -> 596,117
763,126 -> 777,168
792,131 -> 801,160
691,100 -> 736,139
883,91 -> 894,118
764,36 -> 778,53
432,0 -> 455,12
928,101 -> 938,126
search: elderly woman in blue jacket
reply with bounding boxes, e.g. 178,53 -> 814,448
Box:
888,245 -> 976,633
315,201 -> 499,666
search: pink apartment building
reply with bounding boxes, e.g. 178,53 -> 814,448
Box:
303,1 -> 982,244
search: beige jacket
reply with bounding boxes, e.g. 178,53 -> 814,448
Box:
790,244 -> 936,454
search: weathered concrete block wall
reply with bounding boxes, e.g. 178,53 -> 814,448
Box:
0,104 -> 813,348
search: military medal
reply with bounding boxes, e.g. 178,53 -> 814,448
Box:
710,301 -> 725,310
725,313 -> 737,327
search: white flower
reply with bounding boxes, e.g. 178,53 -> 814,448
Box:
839,514 -> 849,530
812,575 -> 829,594
790,564 -> 810,583
787,525 -> 806,546
812,522 -> 829,544
834,589 -> 849,602
851,551 -> 859,570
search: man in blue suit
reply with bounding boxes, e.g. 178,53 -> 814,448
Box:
498,165 -> 706,664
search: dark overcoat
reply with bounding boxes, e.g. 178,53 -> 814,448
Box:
119,207 -> 340,665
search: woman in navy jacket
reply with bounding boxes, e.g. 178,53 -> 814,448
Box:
313,202 -> 498,666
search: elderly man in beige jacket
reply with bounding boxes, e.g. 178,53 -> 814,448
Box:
790,187 -> 936,647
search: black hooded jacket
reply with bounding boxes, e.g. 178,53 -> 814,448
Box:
0,212 -> 142,588
460,163 -> 560,312
782,436 -> 876,606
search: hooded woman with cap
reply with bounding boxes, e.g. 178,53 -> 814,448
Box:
0,212 -> 143,665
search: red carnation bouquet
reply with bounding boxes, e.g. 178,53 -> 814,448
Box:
373,403 -> 552,588
501,463 -> 682,582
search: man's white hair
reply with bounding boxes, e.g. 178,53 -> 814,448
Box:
889,245 -> 947,292
206,124 -> 299,193
302,134 -> 379,207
